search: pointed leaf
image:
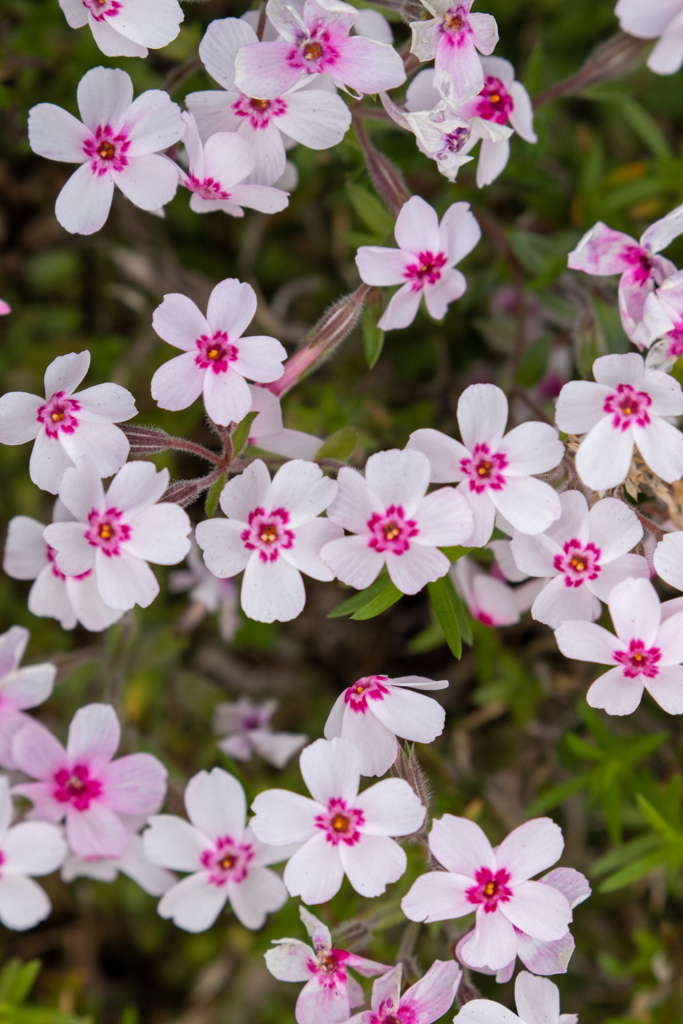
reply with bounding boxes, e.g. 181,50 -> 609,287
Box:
427,575 -> 462,659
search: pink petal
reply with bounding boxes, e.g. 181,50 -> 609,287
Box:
567,222 -> 638,276
423,268 -> 467,319
233,336 -> 287,384
356,777 -> 425,835
394,195 -> 441,253
66,703 -> 119,772
439,201 -> 481,265
234,40 -> 303,99
329,34 -> 406,93
498,422 -> 564,477
517,931 -> 575,977
429,813 -> 495,875
143,815 -> 207,872
12,719 -> 67,781
111,153 -> 180,211
100,752 -> 167,815
460,906 -> 519,970
199,16 -> 256,90
435,33 -> 484,103
0,663 -> 56,712
339,834 -> 407,897
66,802 -> 128,860
0,626 -> 33,676
284,832 -> 345,903
152,294 -> 210,351
496,818 -> 564,883
399,959 -> 462,1020
355,246 -> 412,286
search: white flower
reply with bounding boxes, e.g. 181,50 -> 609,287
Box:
653,529 -> 683,591
58,0 -> 183,59
616,0 -> 683,75
409,0 -> 498,104
0,627 -> 55,771
351,960 -> 462,1024
455,970 -> 578,1024
214,697 -> 307,769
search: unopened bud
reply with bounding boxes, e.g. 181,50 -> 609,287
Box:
534,32 -> 649,108
354,120 -> 410,219
161,476 -> 212,507
121,424 -> 174,455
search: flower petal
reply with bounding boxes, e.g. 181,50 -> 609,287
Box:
284,833 -> 345,903
586,667 -> 644,716
355,777 -> 425,835
241,552 -> 305,623
143,816 -> 207,872
339,833 -> 407,897
66,802 -> 128,860
158,872 -> 228,932
100,752 -> 167,815
458,383 -> 508,452
496,818 -> 564,883
55,162 -> 114,236
501,879 -> 572,940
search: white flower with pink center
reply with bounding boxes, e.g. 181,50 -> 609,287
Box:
401,815 -> 572,972
58,0 -> 183,59
555,576 -> 683,716
509,492 -> 649,628
347,960 -> 462,1024
196,458 -> 342,623
150,278 -> 286,427
265,905 -> 391,1024
214,696 -> 307,769
324,674 -> 448,777
408,384 -> 564,547
43,456 -> 192,612
642,269 -> 683,360
409,0 -> 498,103
234,0 -> 406,101
143,767 -> 291,932
0,776 -> 66,931
320,447 -> 473,595
616,0 -> 683,75
451,556 -> 542,627
28,67 -> 185,235
0,627 -> 55,772
12,703 -> 167,861
355,195 -> 481,331
456,970 -> 578,1024
250,736 -> 426,904
186,18 -> 352,187
0,350 -> 136,494
567,205 -> 683,345
555,352 -> 683,490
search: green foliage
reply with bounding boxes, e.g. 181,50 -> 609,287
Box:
0,959 -> 90,1024
315,426 -> 357,462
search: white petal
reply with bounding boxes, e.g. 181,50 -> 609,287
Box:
371,686 -> 445,745
587,666 -> 644,715
112,154 -> 180,211
2,821 -> 66,876
28,99 -> 88,157
185,767 -> 246,842
250,788 -> 318,845
95,547 -> 159,610
498,422 -> 563,477
55,162 -> 114,236
300,736 -> 359,806
219,458 -> 272,522
496,818 -> 564,883
490,476 -> 561,536
143,815 -> 206,872
241,553 -> 305,623
158,872 -> 228,932
609,576 -> 661,645
76,66 -> 133,133
458,383 -> 508,451
355,777 -> 425,835
0,392 -> 42,445
284,833 -> 345,903
339,833 -> 407,896
195,519 -> 252,579
3,517 -> 48,580
365,448 -> 429,516
282,518 -> 343,581
394,194 -> 441,253
554,621 -> 622,665
269,460 -> 337,526
501,880 -> 572,941
320,535 -> 384,590
125,503 -> 191,565
228,865 -> 288,929
0,875 -> 52,931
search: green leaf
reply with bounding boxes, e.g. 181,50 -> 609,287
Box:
591,833 -> 662,877
6,961 -> 40,1006
515,334 -> 552,388
565,733 -> 605,761
328,574 -> 393,617
523,39 -> 544,96
204,472 -> 226,517
616,95 -> 672,159
440,546 -> 474,562
315,427 -> 357,463
231,410 -> 259,458
346,182 -> 394,237
599,848 -> 679,893
350,581 -> 403,620
362,304 -> 385,368
449,583 -> 473,646
635,794 -> 683,843
427,576 -> 462,659
527,772 -> 592,815
407,619 -> 446,654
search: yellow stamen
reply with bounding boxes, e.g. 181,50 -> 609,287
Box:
52,411 -> 65,422
220,854 -> 235,870
100,523 -> 113,540
303,41 -> 323,60
477,461 -> 492,476
98,140 -> 115,160
383,522 -> 400,541
260,526 -> 278,544
485,881 -> 495,896
332,814 -> 349,832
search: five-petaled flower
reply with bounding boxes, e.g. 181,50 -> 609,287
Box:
58,0 -> 183,59
455,970 -> 578,1024
615,0 -> 683,76
346,959 -> 462,1024
409,0 -> 498,104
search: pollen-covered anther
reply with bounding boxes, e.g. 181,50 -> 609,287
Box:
52,411 -> 65,422
383,522 -> 400,541
207,348 -> 219,359
260,526 -> 278,544
251,99 -> 270,111
220,854 -> 235,870
484,881 -> 495,896
477,460 -> 492,477
444,12 -> 463,29
303,41 -> 323,60
571,556 -> 586,571
99,523 -> 113,540
331,814 -> 350,832
98,140 -> 115,160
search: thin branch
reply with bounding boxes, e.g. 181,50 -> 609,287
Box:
533,32 -> 649,109
256,0 -> 268,40
163,54 -> 203,94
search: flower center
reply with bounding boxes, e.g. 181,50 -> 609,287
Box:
233,94 -> 287,129
83,0 -> 122,19
303,41 -> 323,60
444,12 -> 463,29
332,814 -> 349,832
187,175 -> 233,202
54,764 -> 102,811
260,526 -> 278,544
344,675 -> 390,714
98,140 -> 115,160
460,443 -> 508,494
242,507 -> 295,564
83,125 -> 130,174
366,505 -> 418,555
383,521 -> 400,540
315,797 -> 364,847
465,867 -> 513,913
85,507 -> 131,558
201,836 -> 254,886
37,391 -> 81,439
475,76 -> 514,125
251,98 -> 270,110
404,250 -> 447,291
603,383 -> 652,431
195,331 -> 238,373
614,639 -> 661,679
553,539 -> 601,587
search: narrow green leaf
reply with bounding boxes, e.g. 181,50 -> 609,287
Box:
427,576 -> 462,659
204,472 -> 226,517
346,182 -> 394,237
449,583 -> 473,646
232,410 -> 259,458
328,575 -> 392,618
617,95 -> 672,159
527,772 -> 591,815
440,546 -> 474,562
565,733 -> 605,761
599,848 -> 677,893
407,619 -> 446,654
591,833 -> 661,877
8,961 -> 40,1006
636,794 -> 683,843
315,427 -> 357,463
362,305 -> 385,368
350,581 -> 403,620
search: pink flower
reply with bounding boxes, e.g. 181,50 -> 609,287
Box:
642,269 -> 683,359
3,506 -> 124,633
321,448 -> 473,594
61,816 -> 175,897
151,278 -> 286,427
555,576 -> 683,716
28,67 -> 185,235
408,384 -> 564,547
401,814 -> 572,972
324,674 -> 448,777
567,206 -> 683,345
250,737 -> 426,904
346,960 -> 462,1024
186,17 -> 352,186
0,627 -> 55,771
0,350 -> 136,494
0,776 -> 66,931
58,0 -> 183,59
178,112 -> 290,216
355,196 -> 481,331
143,767 -> 291,931
214,697 -> 307,769
43,456 -> 192,612
509,492 -> 649,628
169,541 -> 240,642
234,0 -> 406,100
196,458 -> 342,623
409,0 -> 498,104
12,703 -> 168,861
265,905 -> 390,1024
616,0 -> 683,75
455,970 -> 577,1024
247,385 -> 322,460
0,300 -> 10,315
555,352 -> 683,490
452,555 -> 542,626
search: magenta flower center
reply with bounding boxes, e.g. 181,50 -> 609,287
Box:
82,0 -> 122,19
366,505 -> 418,555
441,3 -> 470,36
37,391 -> 81,439
404,251 -> 447,291
623,245 -> 655,286
665,321 -> 683,357
466,866 -> 513,912
241,506 -> 294,563
344,675 -> 390,714
553,538 -> 601,587
187,175 -> 233,202
603,383 -> 652,431
54,764 -> 102,811
474,76 -> 514,125
200,835 -> 254,886
83,125 -> 130,175
233,94 -> 287,130
440,127 -> 471,156
315,797 -> 364,847
460,442 -> 508,493
195,331 -> 238,373
614,638 -> 661,679
85,507 -> 131,557
308,947 -> 349,986
288,27 -> 340,74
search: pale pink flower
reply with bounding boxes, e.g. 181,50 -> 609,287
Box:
0,627 -> 55,771
347,960 -> 462,1024
567,206 -> 683,345
0,350 -> 136,494
247,385 -> 322,460
401,814 -> 572,972
355,196 -> 481,331
452,556 -> 542,627
250,737 -> 425,904
186,18 -> 352,187
265,905 -> 390,1024
653,529 -> 683,591
179,113 -> 290,216
509,492 -> 649,628
3,505 -> 124,634
43,456 -> 192,612
234,0 -> 406,100
555,576 -> 683,716
28,67 -> 185,235
0,776 -> 66,931
61,815 -> 175,897
642,269 -> 683,359
143,767 -> 291,931
214,697 -> 307,769
0,300 -> 10,316
616,0 -> 683,75
324,674 -> 448,777
455,970 -> 578,1024
555,353 -> 683,490
196,458 -> 342,623
151,279 -> 286,427
409,0 -> 498,103
169,541 -> 240,643
12,703 -> 168,861
58,0 -> 183,59
408,385 -> 564,547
